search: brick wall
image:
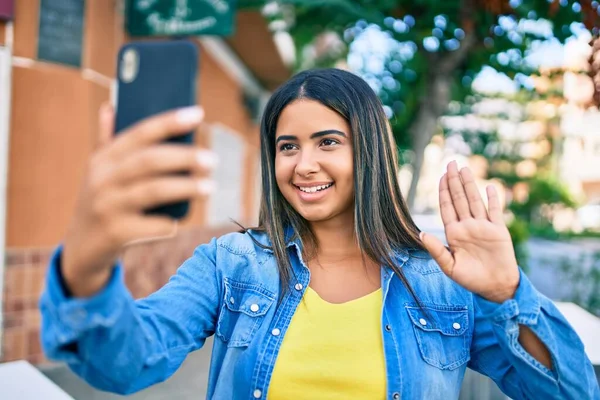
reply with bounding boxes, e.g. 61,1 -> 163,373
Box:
2,247 -> 52,364
1,224 -> 237,364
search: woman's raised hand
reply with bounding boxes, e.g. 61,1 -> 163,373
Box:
420,161 -> 520,303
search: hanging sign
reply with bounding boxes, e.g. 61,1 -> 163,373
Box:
126,0 -> 236,37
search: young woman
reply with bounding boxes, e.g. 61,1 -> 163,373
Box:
40,69 -> 598,399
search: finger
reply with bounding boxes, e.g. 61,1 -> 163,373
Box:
420,232 -> 455,278
123,177 -> 215,210
439,174 -> 458,225
446,161 -> 472,220
114,146 -> 218,185
110,106 -> 204,159
486,185 -> 504,224
96,102 -> 115,150
459,167 -> 488,219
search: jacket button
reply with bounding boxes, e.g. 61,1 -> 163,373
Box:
393,392 -> 400,399
253,389 -> 262,398
250,304 -> 259,312
453,322 -> 461,330
229,296 -> 235,304
272,328 -> 281,336
419,318 -> 427,326
71,308 -> 87,323
385,324 -> 392,332
294,283 -> 303,291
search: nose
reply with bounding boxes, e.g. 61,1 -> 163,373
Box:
294,149 -> 320,177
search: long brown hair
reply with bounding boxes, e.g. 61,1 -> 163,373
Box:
250,68 -> 424,299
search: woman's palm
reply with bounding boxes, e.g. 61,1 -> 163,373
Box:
420,162 -> 520,303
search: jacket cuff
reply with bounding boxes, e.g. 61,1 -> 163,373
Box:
474,268 -> 541,326
39,246 -> 128,360
474,268 -> 555,377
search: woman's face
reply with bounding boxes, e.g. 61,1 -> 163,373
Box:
275,100 -> 355,224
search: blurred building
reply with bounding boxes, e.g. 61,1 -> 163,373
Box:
0,0 -> 290,365
515,39 -> 600,230
559,38 -> 600,206
432,48 -> 600,230
559,108 -> 600,202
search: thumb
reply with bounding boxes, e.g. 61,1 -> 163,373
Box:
96,102 -> 114,150
420,232 -> 455,278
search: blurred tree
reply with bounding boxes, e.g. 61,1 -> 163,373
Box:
239,0 -> 599,209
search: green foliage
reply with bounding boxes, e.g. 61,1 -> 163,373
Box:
509,176 -> 578,222
529,225 -> 600,240
451,129 -> 502,156
527,222 -> 564,240
508,218 -> 530,270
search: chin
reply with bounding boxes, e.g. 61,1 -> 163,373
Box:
295,206 -> 345,224
295,209 -> 329,222
287,199 -> 354,225
300,213 -> 332,222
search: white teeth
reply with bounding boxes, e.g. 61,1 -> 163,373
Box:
298,183 -> 332,193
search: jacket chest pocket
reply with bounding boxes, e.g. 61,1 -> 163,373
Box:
406,305 -> 470,370
216,279 -> 275,348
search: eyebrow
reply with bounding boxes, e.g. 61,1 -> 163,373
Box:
275,129 -> 347,144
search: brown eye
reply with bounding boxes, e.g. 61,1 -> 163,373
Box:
321,138 -> 339,147
279,143 -> 297,152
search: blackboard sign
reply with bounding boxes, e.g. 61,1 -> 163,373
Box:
126,0 -> 236,37
37,0 -> 85,68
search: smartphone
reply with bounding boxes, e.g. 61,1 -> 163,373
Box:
114,39 -> 199,220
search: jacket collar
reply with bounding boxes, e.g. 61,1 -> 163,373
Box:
246,227 -> 299,254
248,227 -> 411,267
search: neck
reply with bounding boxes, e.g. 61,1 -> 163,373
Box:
308,213 -> 362,262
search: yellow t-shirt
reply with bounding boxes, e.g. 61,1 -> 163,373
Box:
268,286 -> 386,399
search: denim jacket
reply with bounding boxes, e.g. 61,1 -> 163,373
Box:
40,230 -> 599,399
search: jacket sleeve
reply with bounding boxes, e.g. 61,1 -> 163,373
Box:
39,239 -> 221,395
468,269 -> 600,399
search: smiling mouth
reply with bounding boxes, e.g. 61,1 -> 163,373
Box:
294,183 -> 334,193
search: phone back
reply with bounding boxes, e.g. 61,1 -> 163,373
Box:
115,40 -> 199,219
115,39 -> 198,139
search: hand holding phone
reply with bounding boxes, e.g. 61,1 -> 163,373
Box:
60,40 -> 217,298
61,104 -> 217,297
